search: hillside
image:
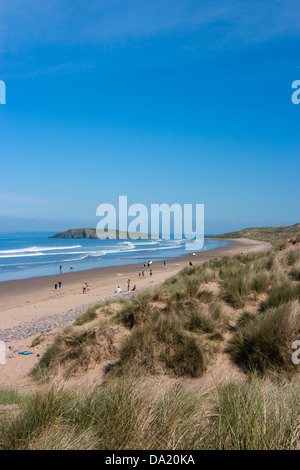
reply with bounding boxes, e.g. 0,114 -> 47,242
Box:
214,223 -> 300,248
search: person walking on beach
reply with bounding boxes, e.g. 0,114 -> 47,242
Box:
150,269 -> 152,277
127,279 -> 131,291
164,260 -> 166,267
142,270 -> 145,277
83,283 -> 87,294
58,280 -> 62,288
54,280 -> 58,290
86,282 -> 90,293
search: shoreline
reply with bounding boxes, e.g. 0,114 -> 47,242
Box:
0,237 -> 230,286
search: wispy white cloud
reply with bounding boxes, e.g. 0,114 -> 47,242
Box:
3,60 -> 95,79
1,0 -> 300,53
1,1 -> 300,81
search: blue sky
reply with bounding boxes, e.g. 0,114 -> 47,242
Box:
0,0 -> 299,234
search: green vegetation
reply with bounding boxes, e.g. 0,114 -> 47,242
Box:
74,304 -> 101,326
117,314 -> 208,377
74,299 -> 123,326
31,325 -> 122,381
1,377 -> 300,449
0,388 -> 24,405
229,301 -> 300,376
111,263 -> 228,378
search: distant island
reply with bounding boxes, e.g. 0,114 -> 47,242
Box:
49,228 -> 157,239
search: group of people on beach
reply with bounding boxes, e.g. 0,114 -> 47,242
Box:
138,269 -> 152,278
55,259 -> 170,296
114,281 -> 136,294
56,257 -> 193,296
55,259 -> 162,295
138,260 -> 154,279
114,260 -> 156,294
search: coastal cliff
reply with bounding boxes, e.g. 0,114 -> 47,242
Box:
49,228 -> 153,239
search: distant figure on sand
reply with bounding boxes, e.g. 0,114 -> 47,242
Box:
86,282 -> 90,293
54,281 -> 58,290
58,280 -> 62,288
115,286 -> 122,293
164,260 -> 166,267
132,285 -> 137,291
83,283 -> 87,294
142,271 -> 145,277
127,279 -> 131,291
150,269 -> 152,276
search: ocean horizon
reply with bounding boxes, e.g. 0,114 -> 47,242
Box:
0,231 -> 230,282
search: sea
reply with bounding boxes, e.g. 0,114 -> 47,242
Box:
0,232 -> 230,282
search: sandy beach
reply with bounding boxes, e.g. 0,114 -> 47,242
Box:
0,238 -> 271,388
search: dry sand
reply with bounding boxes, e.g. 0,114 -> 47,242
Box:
0,238 -> 271,390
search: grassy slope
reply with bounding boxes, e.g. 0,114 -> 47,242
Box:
1,225 -> 300,449
213,223 -> 300,247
